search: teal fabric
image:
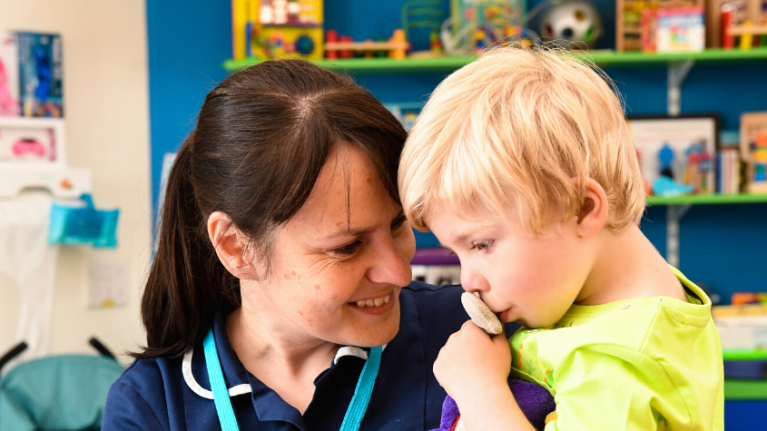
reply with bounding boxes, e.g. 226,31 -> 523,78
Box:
203,327 -> 383,431
204,329 -> 240,431
339,346 -> 382,431
0,355 -> 123,431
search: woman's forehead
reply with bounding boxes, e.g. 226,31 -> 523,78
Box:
289,145 -> 398,235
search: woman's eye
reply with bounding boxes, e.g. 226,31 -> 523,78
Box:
470,240 -> 493,252
333,240 -> 362,256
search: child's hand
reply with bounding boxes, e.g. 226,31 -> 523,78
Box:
433,320 -> 512,405
434,322 -> 536,431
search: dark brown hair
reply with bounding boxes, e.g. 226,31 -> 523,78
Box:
136,60 -> 407,359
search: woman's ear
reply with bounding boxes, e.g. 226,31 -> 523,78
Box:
574,178 -> 609,238
207,211 -> 261,280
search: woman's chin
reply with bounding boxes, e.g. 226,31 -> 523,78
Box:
345,305 -> 401,347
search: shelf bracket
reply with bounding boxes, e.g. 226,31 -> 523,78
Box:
666,204 -> 691,268
667,60 -> 694,117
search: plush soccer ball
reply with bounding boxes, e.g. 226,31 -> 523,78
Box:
539,0 -> 602,49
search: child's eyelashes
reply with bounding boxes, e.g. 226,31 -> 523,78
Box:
470,240 -> 494,253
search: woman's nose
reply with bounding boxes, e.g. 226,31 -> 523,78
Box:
366,236 -> 413,287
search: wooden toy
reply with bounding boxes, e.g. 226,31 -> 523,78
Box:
232,0 -> 324,61
709,0 -> 767,48
724,0 -> 767,48
739,112 -> 767,193
323,29 -> 410,60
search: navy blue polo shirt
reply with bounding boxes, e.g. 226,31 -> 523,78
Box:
103,282 -> 517,430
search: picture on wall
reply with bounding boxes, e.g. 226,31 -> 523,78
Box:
627,114 -> 719,195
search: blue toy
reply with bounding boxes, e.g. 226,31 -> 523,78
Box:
659,143 -> 675,179
652,176 -> 695,197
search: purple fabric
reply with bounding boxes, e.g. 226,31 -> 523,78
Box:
410,247 -> 460,265
432,378 -> 556,431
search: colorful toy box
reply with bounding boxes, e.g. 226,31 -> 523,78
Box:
232,0 -> 324,61
655,7 -> 706,52
17,32 -> 64,118
0,32 -> 20,117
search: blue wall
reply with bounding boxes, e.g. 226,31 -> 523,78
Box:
146,0 -> 767,304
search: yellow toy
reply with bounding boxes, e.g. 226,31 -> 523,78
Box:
232,0 -> 324,61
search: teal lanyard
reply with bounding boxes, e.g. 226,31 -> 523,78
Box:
203,328 -> 383,431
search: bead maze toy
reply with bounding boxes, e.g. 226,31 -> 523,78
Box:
719,0 -> 767,49
324,29 -> 410,60
740,111 -> 767,193
232,0 -> 324,61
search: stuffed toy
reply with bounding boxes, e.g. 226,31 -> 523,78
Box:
432,293 -> 557,431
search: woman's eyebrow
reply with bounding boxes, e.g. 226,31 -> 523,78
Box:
321,226 -> 376,240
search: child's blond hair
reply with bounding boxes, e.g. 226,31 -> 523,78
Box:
399,46 -> 645,234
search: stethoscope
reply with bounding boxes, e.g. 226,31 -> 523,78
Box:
203,328 -> 382,431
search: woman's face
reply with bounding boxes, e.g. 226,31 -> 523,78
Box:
247,144 -> 415,348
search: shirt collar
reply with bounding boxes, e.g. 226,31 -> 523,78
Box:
182,298 -> 377,429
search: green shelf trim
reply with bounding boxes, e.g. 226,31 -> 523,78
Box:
224,48 -> 767,74
725,379 -> 767,400
723,350 -> 767,361
223,56 -> 477,74
645,194 -> 767,206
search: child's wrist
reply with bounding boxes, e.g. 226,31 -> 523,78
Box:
453,376 -> 513,409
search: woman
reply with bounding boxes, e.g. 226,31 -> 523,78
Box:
103,60 -> 470,430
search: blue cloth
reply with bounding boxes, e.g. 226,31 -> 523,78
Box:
103,282 -> 517,430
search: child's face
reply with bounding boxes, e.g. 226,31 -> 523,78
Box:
424,204 -> 596,329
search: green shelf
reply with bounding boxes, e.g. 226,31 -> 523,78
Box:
223,48 -> 767,74
725,379 -> 767,400
723,350 -> 767,361
645,194 -> 767,206
223,56 -> 477,74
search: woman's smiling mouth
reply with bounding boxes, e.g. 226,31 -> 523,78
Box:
352,292 -> 392,308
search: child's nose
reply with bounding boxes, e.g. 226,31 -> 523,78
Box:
460,267 -> 490,293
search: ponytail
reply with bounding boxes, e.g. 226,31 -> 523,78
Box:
133,135 -> 237,359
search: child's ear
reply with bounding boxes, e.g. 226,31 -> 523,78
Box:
207,211 -> 263,280
573,178 -> 609,238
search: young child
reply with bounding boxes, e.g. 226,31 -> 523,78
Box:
398,47 -> 724,431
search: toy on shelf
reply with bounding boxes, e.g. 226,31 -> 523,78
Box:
402,0 -> 447,56
740,112 -> 767,193
716,0 -> 767,49
650,142 -> 712,196
617,0 -> 705,51
441,0 -> 528,55
629,116 -> 719,197
232,0 -> 324,61
538,0 -> 603,49
324,29 -> 410,60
